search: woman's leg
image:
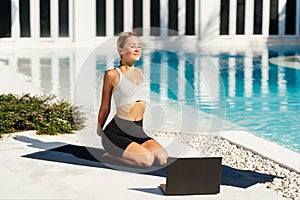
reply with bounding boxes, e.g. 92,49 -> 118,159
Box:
141,139 -> 168,166
103,140 -> 167,167
122,142 -> 155,167
102,117 -> 167,167
102,137 -> 155,167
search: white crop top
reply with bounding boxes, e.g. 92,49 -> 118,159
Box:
113,68 -> 150,107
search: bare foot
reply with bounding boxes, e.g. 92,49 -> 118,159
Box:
101,152 -> 140,167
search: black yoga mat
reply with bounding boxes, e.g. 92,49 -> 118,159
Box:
23,144 -> 277,189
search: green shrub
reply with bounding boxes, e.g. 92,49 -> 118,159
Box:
0,94 -> 86,136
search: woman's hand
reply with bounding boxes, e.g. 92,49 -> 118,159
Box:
97,123 -> 103,137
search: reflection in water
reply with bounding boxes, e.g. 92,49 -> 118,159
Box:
0,46 -> 300,152
17,58 -> 31,77
40,58 -> 52,94
1,50 -> 76,101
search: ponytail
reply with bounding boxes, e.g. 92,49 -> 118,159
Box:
119,55 -> 122,66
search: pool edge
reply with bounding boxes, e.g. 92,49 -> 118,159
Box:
221,130 -> 300,173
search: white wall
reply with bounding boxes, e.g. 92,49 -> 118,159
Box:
0,0 -> 299,46
73,0 -> 96,44
198,0 -> 220,41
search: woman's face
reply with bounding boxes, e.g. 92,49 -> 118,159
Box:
119,36 -> 142,62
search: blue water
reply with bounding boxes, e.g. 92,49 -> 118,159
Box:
217,49 -> 300,153
97,46 -> 300,153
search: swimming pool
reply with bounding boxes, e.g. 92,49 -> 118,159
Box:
1,45 -> 299,153
216,47 -> 300,153
96,46 -> 300,153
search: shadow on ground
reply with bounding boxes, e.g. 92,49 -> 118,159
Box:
16,136 -> 276,190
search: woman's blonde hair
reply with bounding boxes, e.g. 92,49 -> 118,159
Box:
117,32 -> 139,65
117,32 -> 138,49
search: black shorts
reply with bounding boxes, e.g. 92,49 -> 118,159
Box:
102,116 -> 153,157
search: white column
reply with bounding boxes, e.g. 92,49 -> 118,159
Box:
160,53 -> 168,102
278,67 -> 286,96
143,0 -> 150,36
195,0 -> 200,39
11,0 -> 20,40
278,0 -> 287,36
106,0 -> 114,37
296,67 -> 300,88
262,0 -> 270,36
51,55 -> 59,96
10,55 -> 18,71
178,0 -> 186,36
244,51 -> 253,97
91,0 -> 97,39
74,54 -> 96,107
228,57 -> 236,98
142,54 -> 151,82
278,67 -> 287,111
124,0 -> 133,32
73,0 -> 96,43
210,58 -> 220,102
30,0 -> 40,39
199,0 -> 220,40
199,58 -> 210,104
193,58 -> 200,102
31,55 -> 41,89
177,58 -> 186,101
69,53 -> 75,102
160,0 -> 168,36
229,0 -> 237,36
200,57 -> 220,103
296,0 -> 300,35
69,0 -> 74,41
245,0 -> 254,35
261,49 -> 269,96
50,0 -> 59,40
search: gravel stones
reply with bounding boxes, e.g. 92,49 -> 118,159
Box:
149,130 -> 300,200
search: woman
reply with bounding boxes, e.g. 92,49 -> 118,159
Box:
97,32 -> 168,167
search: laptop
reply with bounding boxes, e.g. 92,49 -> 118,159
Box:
160,157 -> 222,195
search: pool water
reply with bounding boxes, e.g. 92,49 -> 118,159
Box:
1,45 -> 299,153
97,46 -> 300,153
217,49 -> 300,153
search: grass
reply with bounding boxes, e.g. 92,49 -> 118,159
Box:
0,94 -> 86,137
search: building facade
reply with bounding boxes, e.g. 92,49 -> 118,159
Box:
0,0 -> 299,44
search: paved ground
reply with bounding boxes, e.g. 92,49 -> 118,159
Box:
0,61 -> 285,199
0,131 -> 284,200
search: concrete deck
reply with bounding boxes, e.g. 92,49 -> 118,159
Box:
0,131 -> 283,200
269,55 -> 300,70
0,59 -> 288,199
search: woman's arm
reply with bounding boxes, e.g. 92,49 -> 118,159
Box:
97,70 -> 116,136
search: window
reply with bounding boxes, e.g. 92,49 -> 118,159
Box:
151,0 -> 160,35
186,0 -> 195,35
59,0 -> 69,37
253,0 -> 263,34
40,0 -> 51,37
236,0 -> 245,34
133,0 -> 143,35
96,0 -> 106,36
20,0 -> 31,37
269,0 -> 279,35
285,0 -> 296,35
0,0 -> 11,37
114,0 -> 124,35
168,0 -> 178,35
220,0 -> 229,35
